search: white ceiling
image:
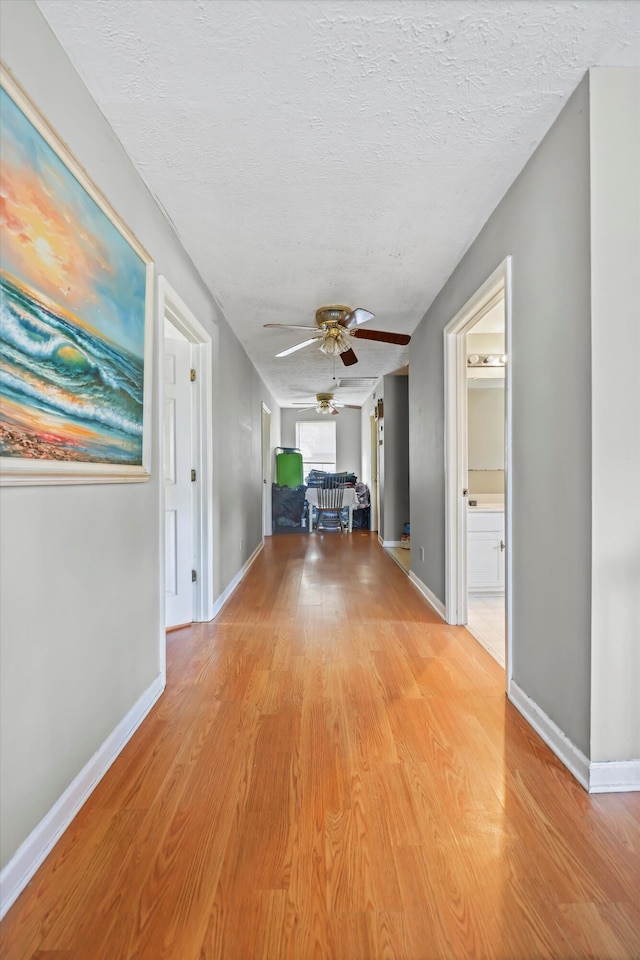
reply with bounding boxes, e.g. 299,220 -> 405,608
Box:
37,0 -> 640,406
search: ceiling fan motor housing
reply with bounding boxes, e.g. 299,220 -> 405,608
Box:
316,306 -> 352,356
315,305 -> 351,327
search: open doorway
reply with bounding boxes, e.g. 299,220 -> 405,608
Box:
444,259 -> 513,687
159,279 -> 214,672
465,298 -> 506,666
370,413 -> 378,533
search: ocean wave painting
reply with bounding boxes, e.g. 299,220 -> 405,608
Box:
0,72 -> 151,477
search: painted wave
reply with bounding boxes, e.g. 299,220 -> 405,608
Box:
0,274 -> 145,464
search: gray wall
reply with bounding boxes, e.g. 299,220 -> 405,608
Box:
409,76 -> 593,754
380,376 -> 410,542
0,0 -> 280,871
280,407 -> 361,478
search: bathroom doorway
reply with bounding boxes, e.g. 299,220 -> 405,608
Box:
444,258 -> 512,687
465,296 -> 506,666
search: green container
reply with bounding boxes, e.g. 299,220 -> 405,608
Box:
276,448 -> 303,487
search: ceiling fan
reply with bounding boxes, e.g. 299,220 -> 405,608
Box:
292,392 -> 360,416
264,305 -> 410,367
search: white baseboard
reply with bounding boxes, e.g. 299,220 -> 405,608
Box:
509,682 -> 640,793
408,572 -> 446,621
0,674 -> 164,920
509,681 -> 590,790
381,539 -> 402,547
211,541 -> 263,619
589,760 -> 640,793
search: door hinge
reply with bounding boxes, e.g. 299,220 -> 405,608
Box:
190,368 -> 196,382
192,569 -> 197,582
191,469 -> 196,482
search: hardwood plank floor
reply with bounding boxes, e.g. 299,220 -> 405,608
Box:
2,532 -> 639,959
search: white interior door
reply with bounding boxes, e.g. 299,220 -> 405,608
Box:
164,336 -> 194,628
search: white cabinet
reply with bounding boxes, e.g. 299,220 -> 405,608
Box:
468,509 -> 505,594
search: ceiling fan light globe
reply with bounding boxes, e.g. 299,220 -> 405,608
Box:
319,335 -> 350,357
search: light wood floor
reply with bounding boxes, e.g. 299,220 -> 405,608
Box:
2,532 -> 639,959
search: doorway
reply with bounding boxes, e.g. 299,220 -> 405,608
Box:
369,414 -> 378,533
465,296 -> 506,666
444,259 -> 513,688
163,324 -> 193,629
159,279 -> 214,672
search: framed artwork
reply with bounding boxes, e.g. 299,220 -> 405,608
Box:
0,65 -> 154,484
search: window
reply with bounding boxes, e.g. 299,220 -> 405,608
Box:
296,421 -> 336,478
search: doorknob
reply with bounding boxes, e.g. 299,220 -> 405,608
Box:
499,540 -> 505,551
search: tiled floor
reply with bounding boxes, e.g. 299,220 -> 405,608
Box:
467,595 -> 505,667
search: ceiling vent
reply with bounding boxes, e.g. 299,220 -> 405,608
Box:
337,377 -> 378,390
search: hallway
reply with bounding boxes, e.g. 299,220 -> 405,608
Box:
1,533 -> 638,959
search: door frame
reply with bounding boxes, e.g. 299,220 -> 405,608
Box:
261,402 -> 271,538
370,413 -> 378,533
443,257 -> 513,689
158,277 -> 213,679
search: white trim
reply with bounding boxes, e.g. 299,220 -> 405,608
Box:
509,681 -> 590,790
509,682 -> 640,793
408,571 -> 447,621
0,675 -> 164,920
381,539 -> 402,547
444,309 -> 468,625
378,534 -> 384,547
261,402 -> 272,539
589,760 -> 640,794
503,258 -> 514,693
211,542 -> 264,619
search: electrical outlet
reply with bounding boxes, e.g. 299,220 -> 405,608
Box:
420,546 -> 425,561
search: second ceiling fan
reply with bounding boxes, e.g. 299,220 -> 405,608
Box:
264,305 -> 410,366
292,393 -> 360,416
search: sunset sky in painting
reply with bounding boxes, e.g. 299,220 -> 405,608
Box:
0,86 -> 146,359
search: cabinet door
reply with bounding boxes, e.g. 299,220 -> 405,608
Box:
468,513 -> 504,593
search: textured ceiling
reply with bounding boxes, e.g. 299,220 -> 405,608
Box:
37,0 -> 640,405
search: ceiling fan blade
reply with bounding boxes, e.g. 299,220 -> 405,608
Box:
331,408 -> 339,415
341,307 -> 375,329
350,328 -> 411,345
275,337 -> 319,358
264,323 -> 319,331
334,403 -> 361,410
340,347 -> 358,366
